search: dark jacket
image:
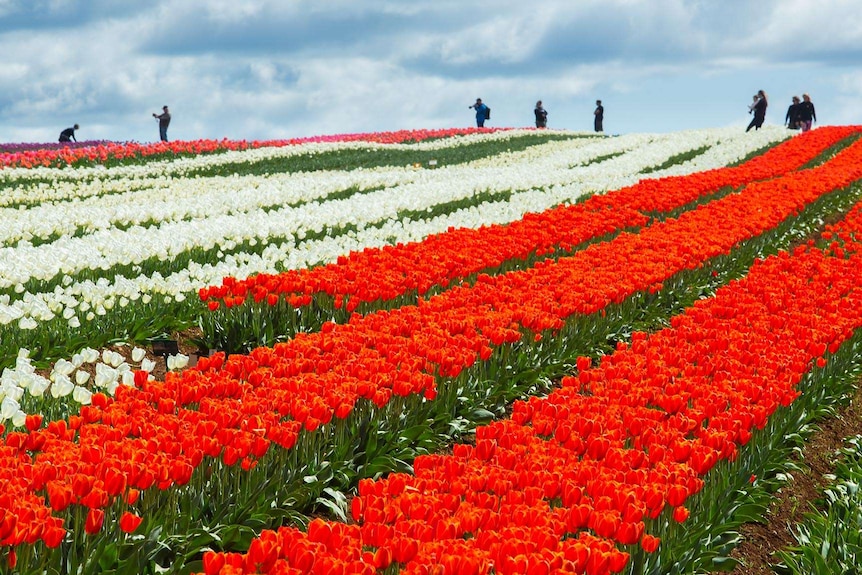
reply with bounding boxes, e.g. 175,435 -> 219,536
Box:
797,101 -> 816,123
785,103 -> 801,127
59,127 -> 76,142
534,107 -> 547,126
752,97 -> 767,120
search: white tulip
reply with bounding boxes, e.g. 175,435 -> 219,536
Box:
106,351 -> 124,368
94,364 -> 118,388
72,386 -> 93,405
15,356 -> 34,374
106,380 -> 120,395
75,370 -> 91,385
11,409 -> 26,428
12,385 -> 24,402
29,377 -> 51,398
1,397 -> 20,420
50,374 -> 75,398
141,358 -> 156,373
52,359 -> 75,377
131,347 -> 146,363
121,371 -> 136,386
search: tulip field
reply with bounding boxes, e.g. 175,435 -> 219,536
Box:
2,124 -> 862,574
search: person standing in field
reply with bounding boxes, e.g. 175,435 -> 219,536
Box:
798,94 -> 816,132
534,101 -> 548,128
746,90 -> 767,132
469,98 -> 489,127
58,124 -> 79,142
153,105 -> 171,141
594,100 -> 604,132
785,96 -> 802,130
747,94 -> 760,113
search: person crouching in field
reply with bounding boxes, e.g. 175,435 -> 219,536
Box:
59,124 -> 78,143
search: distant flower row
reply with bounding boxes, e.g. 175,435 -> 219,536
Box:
0,128 -> 511,170
0,141 -> 113,154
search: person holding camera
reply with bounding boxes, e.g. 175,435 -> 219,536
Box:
469,98 -> 489,127
153,105 -> 171,141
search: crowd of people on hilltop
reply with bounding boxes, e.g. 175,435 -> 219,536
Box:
469,98 -> 606,133
746,90 -> 817,133
466,91 -> 815,135
52,91 -> 820,145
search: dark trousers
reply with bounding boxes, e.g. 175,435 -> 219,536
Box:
746,114 -> 765,132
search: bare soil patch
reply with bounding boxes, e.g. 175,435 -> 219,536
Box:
715,386 -> 862,574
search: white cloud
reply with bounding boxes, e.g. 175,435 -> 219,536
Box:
1,0 -> 861,143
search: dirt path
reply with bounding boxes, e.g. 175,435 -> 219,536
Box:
716,385 -> 862,574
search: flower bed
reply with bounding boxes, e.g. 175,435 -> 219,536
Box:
1,128 -> 861,573
198,126 -> 860,350
0,128 -> 512,170
196,170 -> 862,575
0,127 -> 784,376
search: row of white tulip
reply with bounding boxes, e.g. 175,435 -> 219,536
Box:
0,127 -> 784,293
0,128 -> 556,193
0,347 -> 190,427
0,135 -> 598,248
0,125 -> 783,248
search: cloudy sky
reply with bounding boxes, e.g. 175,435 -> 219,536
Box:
1,0 -> 861,143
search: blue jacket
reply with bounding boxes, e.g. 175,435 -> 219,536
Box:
473,103 -> 488,121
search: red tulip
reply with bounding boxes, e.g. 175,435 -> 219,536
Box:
119,512 -> 143,534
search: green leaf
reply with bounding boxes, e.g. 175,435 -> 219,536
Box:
469,408 -> 496,421
711,556 -> 741,571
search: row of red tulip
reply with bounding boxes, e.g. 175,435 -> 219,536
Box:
0,128 -> 508,169
2,130 -> 861,562
198,126 -> 860,316
197,185 -> 862,575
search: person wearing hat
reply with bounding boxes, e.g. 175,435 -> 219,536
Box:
153,105 -> 171,141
